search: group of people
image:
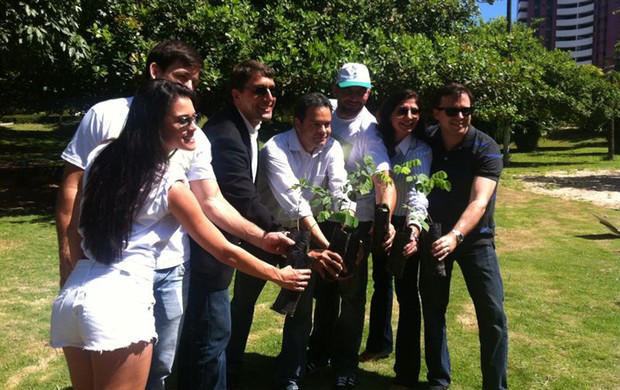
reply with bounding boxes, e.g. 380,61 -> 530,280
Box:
50,39 -> 508,390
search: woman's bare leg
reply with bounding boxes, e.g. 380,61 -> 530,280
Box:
63,347 -> 94,390
91,341 -> 153,390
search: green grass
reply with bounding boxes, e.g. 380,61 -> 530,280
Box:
0,124 -> 618,389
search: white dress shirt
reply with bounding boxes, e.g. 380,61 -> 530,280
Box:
258,128 -> 352,228
238,109 -> 261,182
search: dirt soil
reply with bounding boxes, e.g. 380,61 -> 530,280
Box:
520,169 -> 620,209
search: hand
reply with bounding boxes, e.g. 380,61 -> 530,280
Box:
381,223 -> 396,252
402,237 -> 419,258
431,233 -> 457,261
402,227 -> 420,258
277,265 -> 311,291
261,231 -> 295,255
309,249 -> 343,280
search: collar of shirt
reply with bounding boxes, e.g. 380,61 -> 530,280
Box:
237,108 -> 261,135
427,124 -> 475,152
395,134 -> 414,156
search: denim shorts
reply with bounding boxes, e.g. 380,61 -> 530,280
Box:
50,259 -> 157,351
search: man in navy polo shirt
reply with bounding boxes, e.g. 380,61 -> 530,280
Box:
419,83 -> 508,390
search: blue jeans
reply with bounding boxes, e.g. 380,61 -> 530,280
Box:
147,262 -> 189,390
393,254 -> 421,387
226,244 -> 281,376
275,273 -> 317,386
308,222 -> 372,378
420,243 -> 508,390
176,271 -> 231,390
365,240 -> 395,355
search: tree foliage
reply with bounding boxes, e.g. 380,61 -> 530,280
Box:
0,0 -> 88,113
1,0 -> 619,149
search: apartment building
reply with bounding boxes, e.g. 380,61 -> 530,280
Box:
517,0 -> 619,68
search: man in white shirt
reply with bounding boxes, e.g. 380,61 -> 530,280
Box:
55,42 -> 292,390
306,63 -> 397,389
259,92 -> 347,389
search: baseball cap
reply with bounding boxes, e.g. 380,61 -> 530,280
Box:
336,63 -> 372,89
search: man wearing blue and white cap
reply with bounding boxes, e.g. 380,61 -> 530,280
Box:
306,63 -> 397,389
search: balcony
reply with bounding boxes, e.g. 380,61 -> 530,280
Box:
557,0 -> 591,5
556,15 -> 594,26
556,37 -> 593,48
555,26 -> 594,37
557,3 -> 595,15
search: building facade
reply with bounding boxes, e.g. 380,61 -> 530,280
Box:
517,0 -> 619,68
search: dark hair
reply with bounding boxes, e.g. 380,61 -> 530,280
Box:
144,40 -> 202,80
229,60 -> 275,92
80,79 -> 196,263
294,92 -> 332,122
377,89 -> 420,152
433,83 -> 474,108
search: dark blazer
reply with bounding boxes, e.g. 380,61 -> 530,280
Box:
189,104 -> 279,288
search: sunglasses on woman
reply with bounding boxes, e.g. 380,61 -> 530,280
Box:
176,113 -> 202,127
395,107 -> 420,116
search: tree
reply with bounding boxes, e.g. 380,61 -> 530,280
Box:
2,0 -> 619,153
0,0 -> 88,115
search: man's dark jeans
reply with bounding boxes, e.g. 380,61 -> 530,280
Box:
177,271 -> 231,390
226,244 -> 281,376
392,253 -> 421,387
420,243 -> 508,390
307,222 -> 372,378
364,247 -> 394,356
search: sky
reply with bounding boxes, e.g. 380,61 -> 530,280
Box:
479,0 -> 519,22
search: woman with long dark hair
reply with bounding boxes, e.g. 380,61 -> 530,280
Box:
362,89 -> 432,389
50,79 -> 310,389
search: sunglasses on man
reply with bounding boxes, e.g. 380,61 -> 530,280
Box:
436,107 -> 474,117
252,86 -> 277,97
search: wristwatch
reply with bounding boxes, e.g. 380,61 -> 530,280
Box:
451,229 -> 464,244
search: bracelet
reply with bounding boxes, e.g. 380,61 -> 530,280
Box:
310,222 -> 318,231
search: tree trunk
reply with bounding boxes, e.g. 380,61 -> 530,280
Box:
608,118 -> 616,160
503,123 -> 511,166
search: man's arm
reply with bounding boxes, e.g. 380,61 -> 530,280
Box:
299,215 -> 330,249
189,179 -> 293,255
431,176 -> 498,260
55,162 -> 85,287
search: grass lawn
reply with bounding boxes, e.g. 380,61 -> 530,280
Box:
0,123 -> 618,389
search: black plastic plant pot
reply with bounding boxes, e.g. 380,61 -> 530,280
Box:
372,204 -> 390,253
271,229 -> 313,317
422,222 -> 446,278
386,225 -> 412,279
328,227 -> 360,278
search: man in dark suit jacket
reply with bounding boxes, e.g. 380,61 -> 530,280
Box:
177,60 -> 283,390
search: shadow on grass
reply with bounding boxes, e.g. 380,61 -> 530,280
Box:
208,352 -> 396,390
576,233 -> 620,240
522,173 -> 620,193
547,127 -> 601,142
0,124 -> 75,221
508,161 -> 581,169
